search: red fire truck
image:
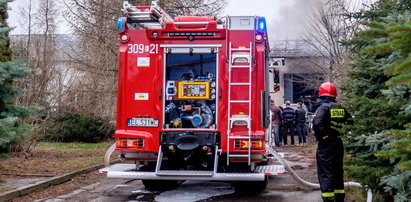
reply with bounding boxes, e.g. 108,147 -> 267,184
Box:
100,1 -> 284,191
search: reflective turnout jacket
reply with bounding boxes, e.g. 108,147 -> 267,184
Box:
313,101 -> 351,141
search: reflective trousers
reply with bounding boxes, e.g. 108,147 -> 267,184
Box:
316,137 -> 345,202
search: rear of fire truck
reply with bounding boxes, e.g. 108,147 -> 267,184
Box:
100,1 -> 285,191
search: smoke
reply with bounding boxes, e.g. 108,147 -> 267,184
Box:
268,0 -> 317,41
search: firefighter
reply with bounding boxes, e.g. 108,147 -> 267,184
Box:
313,82 -> 351,202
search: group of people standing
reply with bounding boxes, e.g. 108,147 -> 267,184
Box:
270,100 -> 308,147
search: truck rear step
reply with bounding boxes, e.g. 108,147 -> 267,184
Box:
156,170 -> 213,176
99,163 -> 285,181
100,145 -> 286,181
100,167 -> 265,181
255,164 -> 285,175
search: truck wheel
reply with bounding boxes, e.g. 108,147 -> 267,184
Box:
142,180 -> 182,191
232,176 -> 268,193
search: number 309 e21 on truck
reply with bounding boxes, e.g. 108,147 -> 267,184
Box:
99,0 -> 285,191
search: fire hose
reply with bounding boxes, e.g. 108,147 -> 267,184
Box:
265,144 -> 372,202
103,132 -> 372,200
266,110 -> 371,201
104,143 -> 117,167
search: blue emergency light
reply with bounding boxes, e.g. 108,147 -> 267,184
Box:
117,17 -> 126,32
258,17 -> 266,31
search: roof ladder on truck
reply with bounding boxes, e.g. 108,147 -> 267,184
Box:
122,0 -> 172,29
227,42 -> 253,166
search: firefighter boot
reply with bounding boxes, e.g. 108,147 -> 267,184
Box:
321,192 -> 335,202
335,193 -> 345,202
322,196 -> 335,202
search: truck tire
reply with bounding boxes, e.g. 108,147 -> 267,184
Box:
232,176 -> 268,193
142,180 -> 181,191
140,161 -> 183,190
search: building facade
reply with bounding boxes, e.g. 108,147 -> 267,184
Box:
269,40 -> 324,112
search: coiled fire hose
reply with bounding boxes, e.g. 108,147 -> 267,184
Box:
265,144 -> 372,202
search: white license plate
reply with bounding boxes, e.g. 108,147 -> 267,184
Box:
127,118 -> 158,127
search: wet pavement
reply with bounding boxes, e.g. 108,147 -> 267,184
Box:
1,149 -> 322,202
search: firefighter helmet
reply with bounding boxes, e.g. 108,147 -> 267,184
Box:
319,82 -> 337,97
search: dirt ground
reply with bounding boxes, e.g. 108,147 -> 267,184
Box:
0,141 -> 115,201
0,141 -> 113,177
276,133 -> 317,160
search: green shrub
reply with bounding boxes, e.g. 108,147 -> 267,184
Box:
45,112 -> 114,143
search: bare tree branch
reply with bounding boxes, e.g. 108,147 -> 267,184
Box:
301,0 -> 367,91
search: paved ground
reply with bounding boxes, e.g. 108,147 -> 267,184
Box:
1,177 -> 49,193
3,147 -> 323,202
27,174 -> 322,202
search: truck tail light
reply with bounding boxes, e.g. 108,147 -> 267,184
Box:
235,139 -> 264,149
117,138 -> 144,148
117,139 -> 128,147
241,140 -> 248,149
252,140 -> 263,149
128,139 -> 138,147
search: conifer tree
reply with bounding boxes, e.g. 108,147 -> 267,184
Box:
0,0 -> 11,62
374,18 -> 411,171
342,0 -> 411,200
0,0 -> 32,155
369,18 -> 411,202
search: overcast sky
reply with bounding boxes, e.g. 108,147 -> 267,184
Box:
225,0 -> 317,40
7,0 -> 372,41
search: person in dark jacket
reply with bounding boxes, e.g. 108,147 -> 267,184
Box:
295,102 -> 307,146
313,82 -> 352,202
282,101 -> 295,146
270,100 -> 282,147
278,105 -> 284,145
